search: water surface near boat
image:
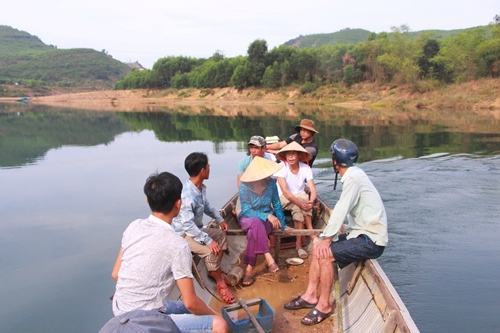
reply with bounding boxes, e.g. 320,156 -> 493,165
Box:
0,105 -> 499,332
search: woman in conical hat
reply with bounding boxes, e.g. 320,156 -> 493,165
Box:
239,156 -> 287,286
275,141 -> 317,260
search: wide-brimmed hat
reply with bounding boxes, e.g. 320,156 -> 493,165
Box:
248,135 -> 266,147
276,141 -> 311,162
295,119 -> 318,134
265,136 -> 280,145
240,156 -> 283,183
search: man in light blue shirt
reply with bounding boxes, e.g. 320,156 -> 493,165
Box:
284,139 -> 387,326
172,152 -> 235,304
236,135 -> 276,187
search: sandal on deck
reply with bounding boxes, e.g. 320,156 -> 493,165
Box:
284,296 -> 317,310
297,248 -> 308,259
216,283 -> 236,304
268,263 -> 279,273
242,274 -> 255,287
301,308 -> 333,326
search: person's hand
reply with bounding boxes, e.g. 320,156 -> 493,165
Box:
267,214 -> 280,230
313,238 -> 333,259
219,221 -> 228,231
207,240 -> 221,255
298,198 -> 313,212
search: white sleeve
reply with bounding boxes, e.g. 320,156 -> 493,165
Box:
172,242 -> 194,280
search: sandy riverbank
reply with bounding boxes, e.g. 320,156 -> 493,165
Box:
1,79 -> 499,116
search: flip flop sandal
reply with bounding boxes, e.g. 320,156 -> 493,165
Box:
268,263 -> 279,273
300,308 -> 333,326
242,274 -> 255,287
297,248 -> 308,259
284,296 -> 317,310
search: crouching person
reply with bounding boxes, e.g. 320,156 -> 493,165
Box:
107,172 -> 228,333
284,139 -> 387,326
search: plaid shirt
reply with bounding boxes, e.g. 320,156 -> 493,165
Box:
172,179 -> 223,245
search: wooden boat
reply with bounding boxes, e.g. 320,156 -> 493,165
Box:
179,194 -> 420,332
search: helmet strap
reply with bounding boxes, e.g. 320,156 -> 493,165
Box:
333,170 -> 338,190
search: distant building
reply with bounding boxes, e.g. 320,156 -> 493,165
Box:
125,61 -> 146,70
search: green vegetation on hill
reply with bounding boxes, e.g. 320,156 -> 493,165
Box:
283,27 -> 470,48
0,25 -> 130,95
117,23 -> 500,92
284,28 -> 372,48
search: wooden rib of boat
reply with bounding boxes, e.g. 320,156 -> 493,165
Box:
180,194 -> 419,332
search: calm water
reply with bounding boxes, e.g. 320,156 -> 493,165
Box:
1,104 -> 499,332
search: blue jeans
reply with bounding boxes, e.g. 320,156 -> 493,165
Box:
331,234 -> 385,268
162,300 -> 214,332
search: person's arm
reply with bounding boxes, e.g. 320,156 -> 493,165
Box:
176,278 -> 216,315
277,177 -> 308,209
172,243 -> 215,314
266,140 -> 287,151
111,248 -> 123,281
174,198 -> 213,245
320,178 -> 360,238
270,180 -> 287,229
307,179 -> 317,203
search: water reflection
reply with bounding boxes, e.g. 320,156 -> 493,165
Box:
1,102 -> 500,332
1,103 -> 500,169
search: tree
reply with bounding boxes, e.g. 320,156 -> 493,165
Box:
247,39 -> 268,64
150,56 -> 198,87
230,61 -> 252,89
418,39 -> 440,78
262,62 -> 282,88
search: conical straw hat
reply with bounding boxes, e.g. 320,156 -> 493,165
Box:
276,141 -> 311,162
240,156 -> 283,183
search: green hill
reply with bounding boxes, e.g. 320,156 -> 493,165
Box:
283,27 -> 471,48
0,25 -> 130,94
284,28 -> 372,48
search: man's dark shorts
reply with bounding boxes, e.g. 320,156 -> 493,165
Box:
331,234 -> 385,268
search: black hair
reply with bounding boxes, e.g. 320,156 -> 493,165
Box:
184,152 -> 208,177
143,172 -> 182,214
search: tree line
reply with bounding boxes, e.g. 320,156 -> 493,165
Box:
116,23 -> 500,91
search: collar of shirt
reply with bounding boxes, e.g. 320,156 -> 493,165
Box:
147,214 -> 174,231
186,179 -> 206,194
340,166 -> 356,183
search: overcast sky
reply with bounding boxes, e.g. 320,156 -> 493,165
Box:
1,0 -> 498,68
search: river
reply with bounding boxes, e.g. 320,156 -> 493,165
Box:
0,104 -> 499,332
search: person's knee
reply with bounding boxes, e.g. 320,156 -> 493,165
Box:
212,315 -> 229,333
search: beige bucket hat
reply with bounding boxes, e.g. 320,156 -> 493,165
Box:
276,141 -> 311,162
295,119 -> 318,134
240,156 -> 283,183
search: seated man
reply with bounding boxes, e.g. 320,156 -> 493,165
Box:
172,152 -> 235,304
236,135 -> 276,187
275,141 -> 317,259
110,171 -> 227,333
284,139 -> 388,326
266,119 -> 319,166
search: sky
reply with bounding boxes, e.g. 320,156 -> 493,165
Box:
1,0 -> 499,68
